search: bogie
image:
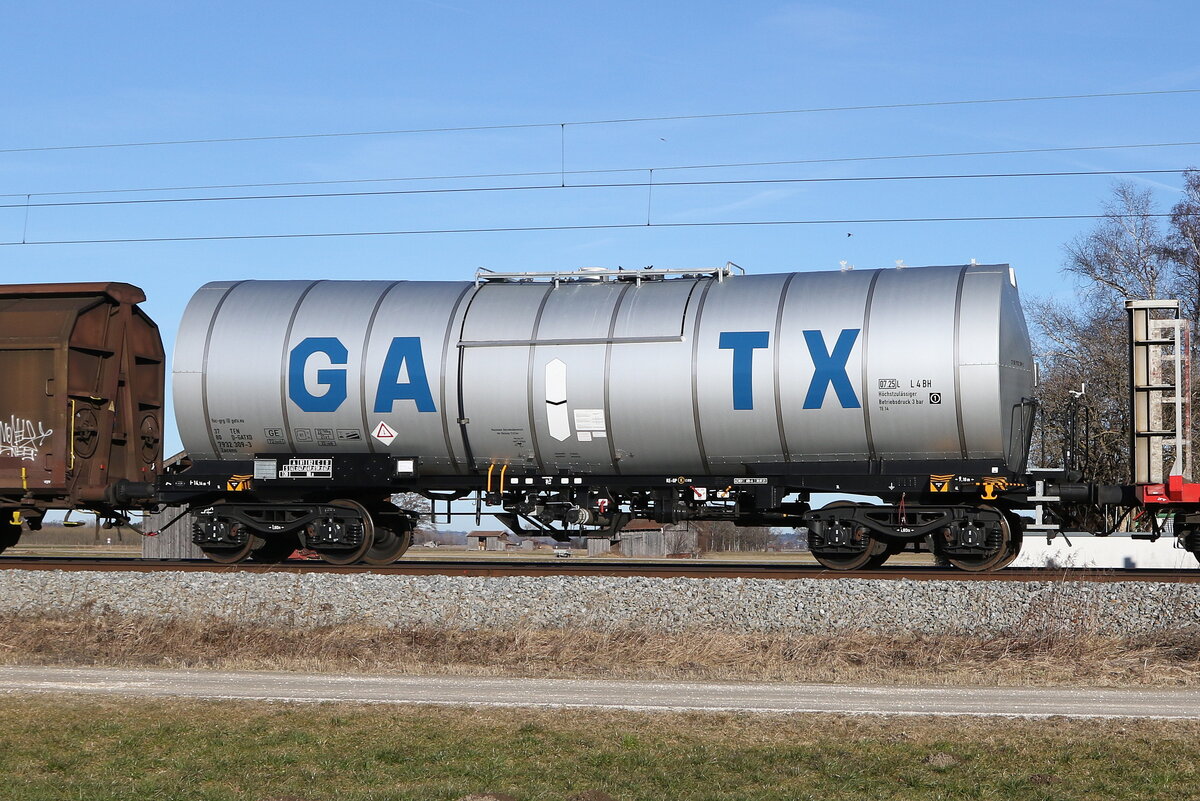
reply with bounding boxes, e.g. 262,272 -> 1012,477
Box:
807,501 -> 890,570
187,498 -> 420,565
806,500 -> 1019,572
196,522 -> 263,564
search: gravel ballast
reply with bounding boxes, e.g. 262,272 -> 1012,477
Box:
1,570 -> 1198,635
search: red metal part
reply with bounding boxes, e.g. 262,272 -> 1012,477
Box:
1138,475 -> 1200,505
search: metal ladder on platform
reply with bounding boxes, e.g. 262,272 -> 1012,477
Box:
1028,301 -> 1191,540
1127,299 -> 1191,487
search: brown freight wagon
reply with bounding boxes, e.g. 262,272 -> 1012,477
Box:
0,283 -> 164,551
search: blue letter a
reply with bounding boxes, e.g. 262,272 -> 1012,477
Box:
374,337 -> 436,413
802,329 -> 860,409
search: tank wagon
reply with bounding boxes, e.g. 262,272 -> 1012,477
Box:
160,263 -> 1036,570
7,263 -> 1199,572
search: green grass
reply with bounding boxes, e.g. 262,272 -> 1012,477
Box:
0,695 -> 1196,800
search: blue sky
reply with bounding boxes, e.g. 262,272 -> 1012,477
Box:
3,0 -> 1200,454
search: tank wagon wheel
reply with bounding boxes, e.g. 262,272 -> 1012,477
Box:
361,503 -> 417,564
200,525 -> 264,564
990,512 -> 1025,570
307,499 -> 375,565
943,505 -> 1013,573
810,501 -> 891,571
361,523 -> 413,565
1180,530 -> 1200,566
860,541 -> 893,568
249,534 -> 302,564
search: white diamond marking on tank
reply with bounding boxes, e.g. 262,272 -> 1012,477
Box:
545,359 -> 571,442
371,421 -> 397,445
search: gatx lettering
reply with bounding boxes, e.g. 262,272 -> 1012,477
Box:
289,330 -> 863,415
720,328 -> 861,410
288,337 -> 436,414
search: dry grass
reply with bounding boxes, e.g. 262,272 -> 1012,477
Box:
2,611 -> 1200,687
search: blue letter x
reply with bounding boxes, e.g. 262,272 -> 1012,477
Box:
802,329 -> 860,409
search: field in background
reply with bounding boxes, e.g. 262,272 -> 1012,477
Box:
8,523 -> 141,546
2,523 -> 143,558
0,695 -> 1195,800
7,524 -> 1189,569
6,528 -> 940,564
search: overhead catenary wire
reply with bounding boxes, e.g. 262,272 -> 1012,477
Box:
0,168 -> 1191,212
0,212 -> 1178,248
0,88 -> 1196,155
3,138 -> 1200,200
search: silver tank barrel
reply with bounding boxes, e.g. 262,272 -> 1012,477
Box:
173,264 -> 1034,476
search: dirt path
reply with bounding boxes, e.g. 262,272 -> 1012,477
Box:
3,665 -> 1200,718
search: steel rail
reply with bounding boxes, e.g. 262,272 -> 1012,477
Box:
1,556 -> 1199,582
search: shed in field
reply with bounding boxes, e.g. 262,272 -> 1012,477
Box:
466,530 -> 513,551
141,507 -> 203,559
615,519 -> 697,558
586,537 -> 618,557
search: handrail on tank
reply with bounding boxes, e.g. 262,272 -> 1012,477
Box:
474,262 -> 742,287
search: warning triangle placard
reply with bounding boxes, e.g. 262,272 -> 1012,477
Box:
371,421 -> 397,445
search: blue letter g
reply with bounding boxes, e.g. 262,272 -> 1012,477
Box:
288,337 -> 348,412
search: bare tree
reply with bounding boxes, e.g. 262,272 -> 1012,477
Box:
390,491 -> 435,535
690,520 -> 777,552
1027,294 -> 1130,483
735,526 -> 777,551
1063,182 -> 1173,303
689,519 -> 729,553
663,525 -> 697,556
1166,170 -> 1200,340
1030,174 -> 1200,485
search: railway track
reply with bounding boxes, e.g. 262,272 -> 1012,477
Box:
1,556 -> 1198,582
